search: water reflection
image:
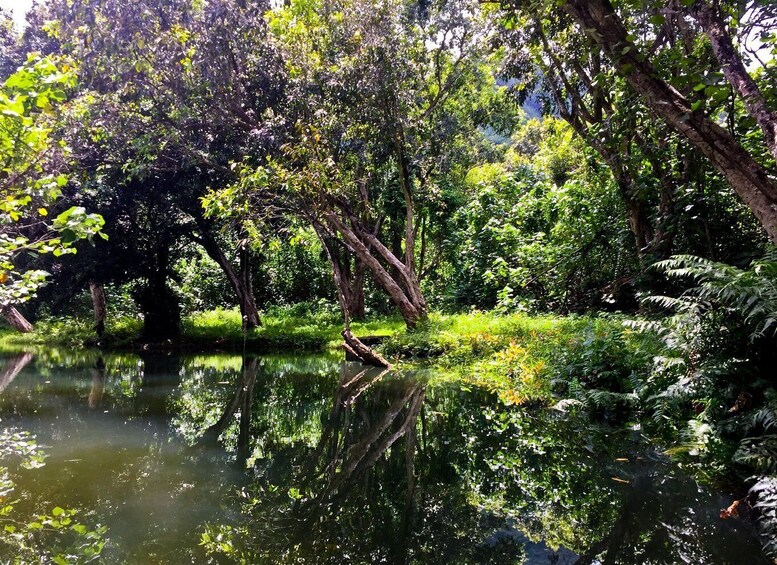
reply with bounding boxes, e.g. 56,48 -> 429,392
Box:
199,356 -> 261,464
88,357 -> 105,409
0,351 -> 33,392
0,350 -> 770,563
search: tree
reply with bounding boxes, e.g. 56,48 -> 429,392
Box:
526,0 -> 777,243
36,0 -> 287,331
241,0 -> 515,329
499,0 -> 772,267
0,55 -> 104,331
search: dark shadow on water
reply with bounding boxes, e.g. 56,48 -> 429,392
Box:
0,350 -> 771,563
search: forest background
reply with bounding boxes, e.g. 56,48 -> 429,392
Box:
2,0 -> 777,556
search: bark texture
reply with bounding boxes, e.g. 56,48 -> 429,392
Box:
323,212 -> 427,328
691,0 -> 777,163
564,0 -> 777,243
317,225 -> 391,367
1,305 -> 33,333
342,330 -> 391,368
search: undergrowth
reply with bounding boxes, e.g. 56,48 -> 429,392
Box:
624,251 -> 777,558
382,312 -> 648,407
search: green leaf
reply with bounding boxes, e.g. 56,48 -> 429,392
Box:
60,229 -> 77,245
649,14 -> 665,25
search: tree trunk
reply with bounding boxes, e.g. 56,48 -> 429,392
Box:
238,239 -> 261,328
318,228 -> 391,367
347,258 -> 366,320
1,305 -> 33,333
89,281 -> 107,337
342,329 -> 391,368
613,170 -> 654,256
538,50 -> 662,263
197,230 -> 261,328
139,247 -> 180,340
691,0 -> 777,163
323,235 -> 366,320
324,212 -> 427,328
563,0 -> 777,243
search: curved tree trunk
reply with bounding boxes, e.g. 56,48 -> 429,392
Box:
196,230 -> 261,329
1,305 -> 33,333
318,229 -> 391,368
323,212 -> 427,328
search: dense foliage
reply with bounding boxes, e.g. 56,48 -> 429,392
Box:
1,0 -> 777,559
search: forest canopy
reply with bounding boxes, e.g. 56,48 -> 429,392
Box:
0,0 -> 772,335
2,0 -> 777,560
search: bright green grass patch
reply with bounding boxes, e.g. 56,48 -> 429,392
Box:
383,312 -> 638,406
0,316 -> 143,350
0,306 -> 406,353
182,307 -> 405,351
0,308 -> 647,411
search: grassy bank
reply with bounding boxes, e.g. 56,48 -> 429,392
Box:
0,307 -> 649,408
0,307 -> 404,352
383,312 -> 649,406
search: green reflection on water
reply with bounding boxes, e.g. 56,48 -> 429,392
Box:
0,350 -> 769,563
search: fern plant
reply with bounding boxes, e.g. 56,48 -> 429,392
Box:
629,251 -> 777,424
632,251 -> 777,556
649,251 -> 777,340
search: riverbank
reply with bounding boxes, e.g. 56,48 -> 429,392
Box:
3,307 -> 774,554
0,307 -> 403,352
0,307 -> 649,407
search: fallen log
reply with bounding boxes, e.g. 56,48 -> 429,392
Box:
342,330 -> 391,368
1,306 -> 33,333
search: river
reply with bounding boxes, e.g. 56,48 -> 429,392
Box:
0,350 -> 768,563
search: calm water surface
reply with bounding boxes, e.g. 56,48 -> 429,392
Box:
0,350 -> 769,563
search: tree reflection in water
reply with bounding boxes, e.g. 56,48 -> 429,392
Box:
5,350 -> 763,563
191,359 -> 769,564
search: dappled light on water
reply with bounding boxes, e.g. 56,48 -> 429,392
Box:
0,350 -> 769,563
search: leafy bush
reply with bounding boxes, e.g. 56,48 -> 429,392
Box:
630,252 -> 777,554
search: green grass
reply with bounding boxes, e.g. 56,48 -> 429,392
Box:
382,311 -> 632,405
181,307 -> 405,351
0,307 -> 643,408
0,306 -> 406,353
0,316 -> 143,350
